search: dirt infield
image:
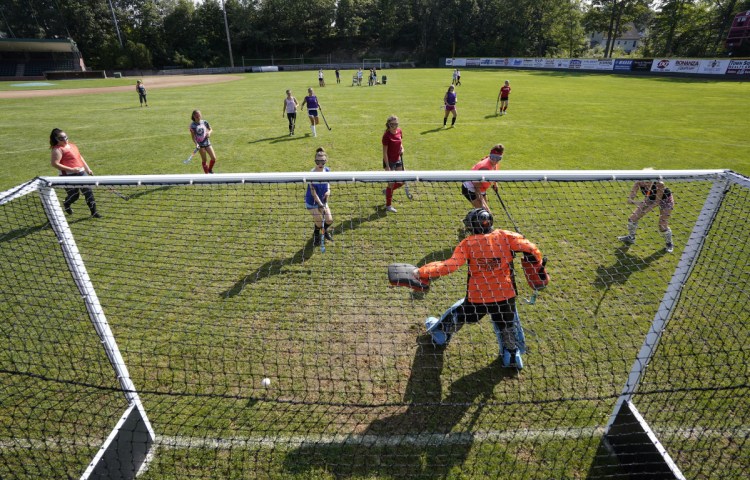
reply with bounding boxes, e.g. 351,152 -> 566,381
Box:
0,74 -> 243,99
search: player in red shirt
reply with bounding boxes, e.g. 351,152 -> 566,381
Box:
461,144 -> 504,213
381,115 -> 405,213
49,128 -> 100,218
497,80 -> 511,115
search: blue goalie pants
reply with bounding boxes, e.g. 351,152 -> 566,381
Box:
426,297 -> 526,353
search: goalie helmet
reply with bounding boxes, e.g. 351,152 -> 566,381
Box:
463,208 -> 494,234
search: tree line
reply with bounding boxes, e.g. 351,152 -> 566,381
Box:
1,0 -> 748,70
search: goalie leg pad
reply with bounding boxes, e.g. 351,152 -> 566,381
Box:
492,308 -> 526,354
425,298 -> 466,345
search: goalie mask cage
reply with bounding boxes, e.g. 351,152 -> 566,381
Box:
1,170 -> 748,479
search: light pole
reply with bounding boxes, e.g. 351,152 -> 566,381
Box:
107,0 -> 124,48
221,0 -> 234,67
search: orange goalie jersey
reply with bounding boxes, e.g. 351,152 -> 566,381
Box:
417,229 -> 543,304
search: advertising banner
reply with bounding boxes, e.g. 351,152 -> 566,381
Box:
568,59 -> 582,69
613,59 -> 633,71
447,58 -> 467,67
580,59 -> 600,70
651,58 -> 700,73
554,59 -> 571,69
466,58 -> 480,66
726,59 -> 750,75
672,59 -> 701,73
698,59 -> 729,75
597,59 -> 615,70
651,58 -> 672,72
631,59 -> 653,71
543,58 -> 556,68
509,58 -> 524,67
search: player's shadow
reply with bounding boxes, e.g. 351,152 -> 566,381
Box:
0,222 -> 52,244
594,245 -> 667,289
1,214 -> 103,245
114,185 -> 174,201
420,127 -> 444,135
484,113 -> 501,119
283,335 -> 515,478
220,238 -> 316,298
221,207 -> 387,298
247,134 -> 304,145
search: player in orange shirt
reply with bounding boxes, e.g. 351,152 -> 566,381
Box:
461,144 -> 504,213
416,208 -> 547,369
49,128 -> 101,218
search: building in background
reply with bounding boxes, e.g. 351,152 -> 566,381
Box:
726,10 -> 750,55
0,38 -> 85,79
588,23 -> 645,55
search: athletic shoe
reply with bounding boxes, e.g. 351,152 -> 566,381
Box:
91,212 -> 102,219
313,236 -> 321,246
617,234 -> 636,245
385,205 -> 397,213
64,206 -> 73,215
324,231 -> 333,241
666,242 -> 674,253
502,349 -> 523,369
425,317 -> 448,346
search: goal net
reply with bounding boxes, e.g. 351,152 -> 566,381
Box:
1,170 -> 748,479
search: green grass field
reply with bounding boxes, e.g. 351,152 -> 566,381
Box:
1,70 -> 749,479
1,69 -> 748,190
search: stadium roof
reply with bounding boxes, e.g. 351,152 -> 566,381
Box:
0,38 -> 77,53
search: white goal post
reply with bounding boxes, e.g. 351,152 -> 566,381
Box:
1,169 -> 748,479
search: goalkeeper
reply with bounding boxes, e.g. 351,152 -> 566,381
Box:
415,208 -> 547,369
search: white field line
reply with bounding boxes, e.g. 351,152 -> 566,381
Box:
3,425 -> 749,451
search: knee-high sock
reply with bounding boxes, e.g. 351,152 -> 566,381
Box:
628,220 -> 638,237
661,228 -> 672,244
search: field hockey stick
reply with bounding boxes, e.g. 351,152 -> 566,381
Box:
493,188 -> 539,305
107,186 -> 129,201
400,154 -> 413,200
183,146 -> 199,164
319,107 -> 332,131
492,188 -> 520,234
495,98 -> 500,115
319,204 -> 326,253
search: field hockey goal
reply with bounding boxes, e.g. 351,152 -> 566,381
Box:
362,58 -> 382,69
1,170 -> 748,479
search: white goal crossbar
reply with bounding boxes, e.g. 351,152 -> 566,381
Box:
33,169 -> 730,188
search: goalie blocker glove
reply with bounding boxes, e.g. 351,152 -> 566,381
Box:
521,253 -> 549,290
388,263 -> 430,292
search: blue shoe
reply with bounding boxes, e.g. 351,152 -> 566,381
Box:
425,317 -> 447,345
502,349 -> 523,369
